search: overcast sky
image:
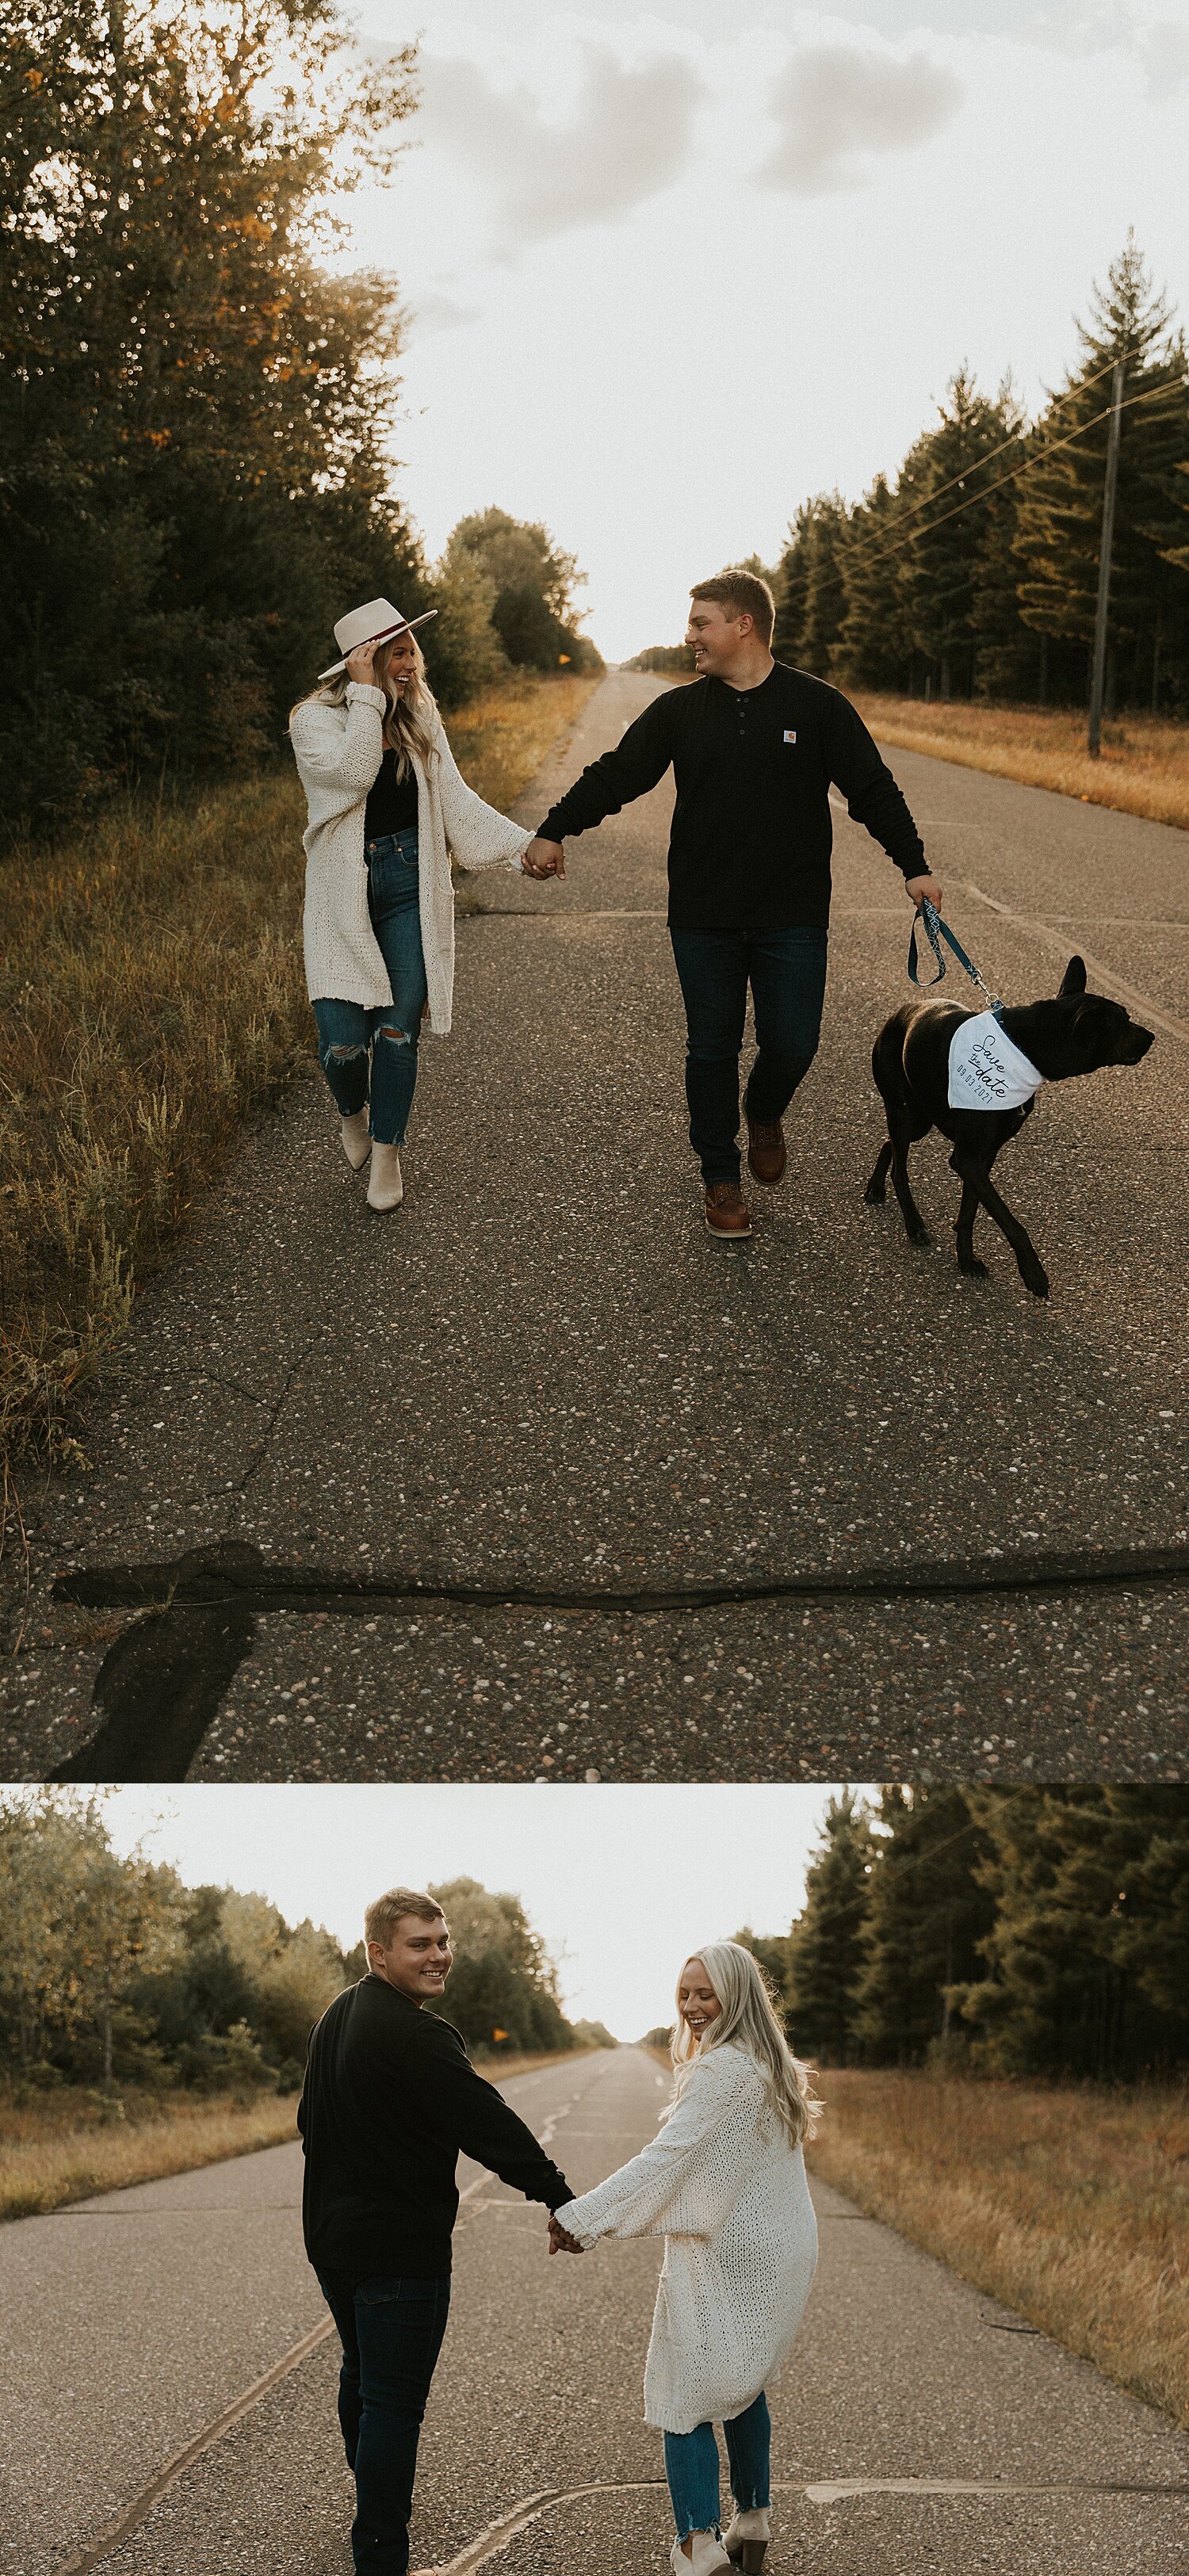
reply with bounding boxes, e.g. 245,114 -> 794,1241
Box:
96,1783 -> 870,2037
336,0 -> 1189,659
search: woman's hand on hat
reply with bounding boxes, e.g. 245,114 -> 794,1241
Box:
346,638 -> 382,685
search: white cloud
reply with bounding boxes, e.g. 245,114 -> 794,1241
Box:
1138,17 -> 1189,92
409,285 -> 483,338
757,45 -> 964,196
417,44 -> 707,256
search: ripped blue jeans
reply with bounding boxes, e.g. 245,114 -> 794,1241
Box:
313,828 -> 428,1148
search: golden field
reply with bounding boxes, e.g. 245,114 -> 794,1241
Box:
0,671 -> 597,1504
0,2085 -> 303,2221
853,693 -> 1189,832
808,2067 -> 1189,2430
0,2042 -> 596,2221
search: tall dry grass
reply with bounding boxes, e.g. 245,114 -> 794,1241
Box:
0,2040 -> 598,2220
852,693 -> 1189,831
0,2084 -> 302,2220
0,671 -> 597,1507
808,2067 -> 1189,2430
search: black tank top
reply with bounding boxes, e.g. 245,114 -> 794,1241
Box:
364,747 -> 419,841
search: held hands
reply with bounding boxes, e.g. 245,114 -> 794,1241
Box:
548,2215 -> 584,2256
905,873 -> 943,910
522,836 -> 566,880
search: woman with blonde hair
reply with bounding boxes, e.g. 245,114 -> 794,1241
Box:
290,598 -> 536,1213
550,1943 -> 820,2576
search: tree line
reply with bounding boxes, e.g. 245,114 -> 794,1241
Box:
631,239 -> 1189,717
2,0 -> 598,839
0,1795 -> 597,2099
732,1785 -> 1189,2081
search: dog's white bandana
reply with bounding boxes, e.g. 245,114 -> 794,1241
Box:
947,1010 -> 1043,1112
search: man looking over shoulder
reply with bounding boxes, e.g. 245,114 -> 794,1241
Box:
299,1888 -> 575,2576
522,570 -> 942,1239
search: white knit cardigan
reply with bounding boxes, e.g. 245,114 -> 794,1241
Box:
555,2043 -> 818,2436
290,682 -> 534,1031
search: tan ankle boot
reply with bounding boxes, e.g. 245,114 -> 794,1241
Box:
723,2505 -> 770,2571
339,1109 -> 371,1171
366,1143 -> 403,1212
670,2534 -> 730,2576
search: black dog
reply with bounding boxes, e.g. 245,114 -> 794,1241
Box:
865,956 -> 1155,1298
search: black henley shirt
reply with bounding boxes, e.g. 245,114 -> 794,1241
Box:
298,1975 -> 573,2284
536,663 -> 926,930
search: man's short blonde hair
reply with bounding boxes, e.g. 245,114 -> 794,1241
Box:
690,570 -> 775,647
364,1888 -> 445,1949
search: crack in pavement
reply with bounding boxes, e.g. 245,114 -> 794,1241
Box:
47,1535 -> 1189,1781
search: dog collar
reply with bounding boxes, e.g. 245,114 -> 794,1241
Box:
947,1010 -> 1043,1113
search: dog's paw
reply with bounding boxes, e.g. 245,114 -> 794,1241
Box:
958,1256 -> 990,1279
909,1226 -> 932,1248
863,1183 -> 887,1206
1021,1262 -> 1049,1299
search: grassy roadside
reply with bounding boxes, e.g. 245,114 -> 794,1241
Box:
807,2067 -> 1189,2431
0,2041 -> 601,2222
0,2084 -> 303,2220
0,670 -> 598,1508
851,692 -> 1189,832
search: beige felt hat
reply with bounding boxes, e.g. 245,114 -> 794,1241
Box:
319,597 -> 438,680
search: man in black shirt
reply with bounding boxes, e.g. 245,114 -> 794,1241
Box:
299,1888 -> 574,2576
523,569 -> 941,1238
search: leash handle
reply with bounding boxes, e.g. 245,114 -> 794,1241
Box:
908,900 -> 1000,1011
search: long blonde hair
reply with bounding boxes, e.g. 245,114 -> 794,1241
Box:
671,1941 -> 822,2146
291,633 -> 440,781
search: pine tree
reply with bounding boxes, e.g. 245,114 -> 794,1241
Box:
734,1927 -> 791,2003
1014,235 -> 1189,711
772,502 -> 816,663
900,369 -> 1028,699
851,1787 -> 995,2063
799,495 -> 851,677
951,1787 -> 1189,2077
833,473 -> 915,690
786,1791 -> 874,2065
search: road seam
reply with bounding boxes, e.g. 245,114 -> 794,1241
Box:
52,2314 -> 337,2576
53,2169 -> 494,2574
411,2474 -> 1189,2573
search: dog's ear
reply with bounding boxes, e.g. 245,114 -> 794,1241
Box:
1060,955 -> 1088,996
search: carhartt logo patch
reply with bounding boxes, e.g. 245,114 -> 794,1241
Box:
783,729 -> 797,743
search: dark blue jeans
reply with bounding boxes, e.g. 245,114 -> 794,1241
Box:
663,2391 -> 772,2541
313,827 -> 428,1147
316,2268 -> 450,2576
669,924 -> 828,1183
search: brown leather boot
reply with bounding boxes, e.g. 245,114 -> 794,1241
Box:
704,1182 -> 751,1238
745,1104 -> 786,1186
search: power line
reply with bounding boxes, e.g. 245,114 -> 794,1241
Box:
785,1807 -> 984,1947
843,376 -> 1187,578
855,350 -> 1125,545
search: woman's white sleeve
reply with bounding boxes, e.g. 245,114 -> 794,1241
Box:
291,686 -> 386,793
434,723 -> 533,872
555,2054 -> 757,2248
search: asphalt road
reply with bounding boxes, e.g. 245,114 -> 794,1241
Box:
2,673 -> 1186,1777
7,2048 -> 1187,2576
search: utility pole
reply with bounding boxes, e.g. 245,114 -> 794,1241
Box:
1088,357 -> 1125,759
